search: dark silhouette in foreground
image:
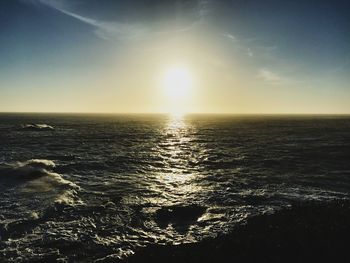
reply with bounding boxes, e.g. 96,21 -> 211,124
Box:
124,200 -> 350,263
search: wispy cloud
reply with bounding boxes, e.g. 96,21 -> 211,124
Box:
257,69 -> 282,83
27,0 -> 147,40
247,48 -> 254,57
26,0 -> 209,41
62,9 -> 148,40
222,32 -> 256,58
222,33 -> 236,41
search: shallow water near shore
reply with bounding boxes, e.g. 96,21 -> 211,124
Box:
0,113 -> 350,262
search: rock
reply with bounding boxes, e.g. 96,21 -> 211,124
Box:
155,204 -> 206,224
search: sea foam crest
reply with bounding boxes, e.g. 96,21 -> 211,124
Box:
0,159 -> 79,189
17,159 -> 56,169
20,124 -> 54,131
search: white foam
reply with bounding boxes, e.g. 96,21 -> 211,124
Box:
20,124 -> 54,131
0,159 -> 79,190
17,159 -> 56,169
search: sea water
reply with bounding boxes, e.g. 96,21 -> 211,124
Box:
0,113 -> 349,262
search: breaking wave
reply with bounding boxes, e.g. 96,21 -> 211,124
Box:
19,124 -> 54,131
0,159 -> 77,188
0,159 -> 80,209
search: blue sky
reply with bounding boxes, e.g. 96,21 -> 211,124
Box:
0,0 -> 349,113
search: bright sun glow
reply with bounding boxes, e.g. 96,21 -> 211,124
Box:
162,66 -> 192,100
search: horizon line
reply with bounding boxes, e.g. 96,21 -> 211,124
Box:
0,111 -> 350,116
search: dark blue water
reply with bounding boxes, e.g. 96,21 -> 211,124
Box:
1,114 -> 350,262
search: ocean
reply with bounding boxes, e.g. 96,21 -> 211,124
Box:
0,113 -> 349,262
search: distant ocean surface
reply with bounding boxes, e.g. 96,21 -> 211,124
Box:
1,113 -> 350,262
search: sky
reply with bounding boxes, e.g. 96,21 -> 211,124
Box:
0,0 -> 349,114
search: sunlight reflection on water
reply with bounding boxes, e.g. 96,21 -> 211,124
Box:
150,114 -> 202,205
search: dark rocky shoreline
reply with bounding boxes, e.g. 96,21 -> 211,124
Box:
123,200 -> 350,263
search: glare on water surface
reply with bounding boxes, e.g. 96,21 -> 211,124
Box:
148,114 -> 203,206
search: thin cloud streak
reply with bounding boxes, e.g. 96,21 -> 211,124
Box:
29,0 -> 147,40
222,32 -> 257,58
257,69 -> 282,83
28,0 -> 209,41
60,9 -> 148,40
222,33 -> 236,41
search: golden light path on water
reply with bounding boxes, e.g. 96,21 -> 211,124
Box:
151,113 -> 203,206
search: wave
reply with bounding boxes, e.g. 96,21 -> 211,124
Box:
0,159 -> 79,190
19,124 -> 54,131
0,160 -> 82,243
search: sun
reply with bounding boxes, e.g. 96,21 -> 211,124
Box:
162,66 -> 192,100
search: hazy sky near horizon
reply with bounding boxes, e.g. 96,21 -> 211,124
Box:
0,0 -> 349,113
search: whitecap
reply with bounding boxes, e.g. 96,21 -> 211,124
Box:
0,159 -> 79,190
19,124 -> 54,131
